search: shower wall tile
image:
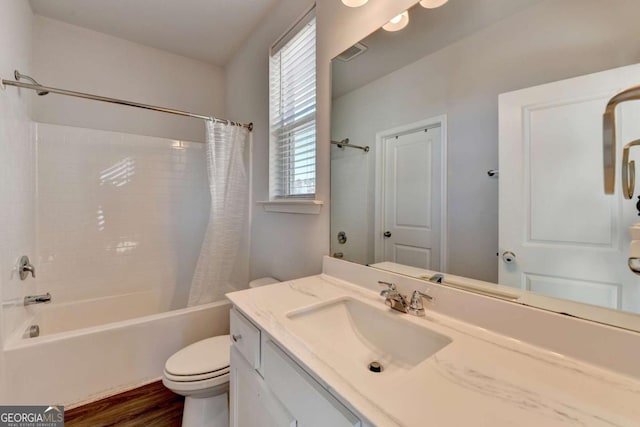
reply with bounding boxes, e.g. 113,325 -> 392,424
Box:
35,123 -> 210,310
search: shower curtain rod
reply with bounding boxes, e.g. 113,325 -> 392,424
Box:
1,75 -> 253,132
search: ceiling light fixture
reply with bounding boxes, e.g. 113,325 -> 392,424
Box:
419,0 -> 449,8
341,0 -> 368,7
382,11 -> 409,32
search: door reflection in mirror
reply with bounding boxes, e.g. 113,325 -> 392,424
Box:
330,0 -> 640,329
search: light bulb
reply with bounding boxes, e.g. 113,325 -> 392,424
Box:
342,0 -> 368,7
419,0 -> 449,8
382,11 -> 409,32
389,14 -> 403,24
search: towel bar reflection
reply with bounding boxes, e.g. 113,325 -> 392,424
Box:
603,84 -> 640,195
622,139 -> 640,199
331,138 -> 370,152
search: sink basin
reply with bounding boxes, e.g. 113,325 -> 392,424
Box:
286,297 -> 451,376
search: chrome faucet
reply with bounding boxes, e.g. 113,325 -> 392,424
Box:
408,290 -> 433,317
378,281 -> 409,312
24,293 -> 52,306
378,281 -> 432,317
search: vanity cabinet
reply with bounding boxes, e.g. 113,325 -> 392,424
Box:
230,308 -> 362,427
230,347 -> 295,427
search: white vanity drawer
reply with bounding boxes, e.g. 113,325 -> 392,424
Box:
262,339 -> 361,427
230,308 -> 261,369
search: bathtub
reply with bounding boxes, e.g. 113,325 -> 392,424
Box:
19,290 -> 173,337
1,294 -> 231,406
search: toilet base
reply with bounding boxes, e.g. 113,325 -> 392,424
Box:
181,392 -> 228,427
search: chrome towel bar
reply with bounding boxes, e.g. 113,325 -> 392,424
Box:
331,138 -> 369,152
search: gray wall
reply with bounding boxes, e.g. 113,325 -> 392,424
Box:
225,0 -> 418,280
331,0 -> 640,282
32,16 -> 226,143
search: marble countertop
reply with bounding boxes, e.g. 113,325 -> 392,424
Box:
227,274 -> 640,426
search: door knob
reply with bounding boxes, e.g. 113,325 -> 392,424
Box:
502,251 -> 516,264
383,231 -> 392,238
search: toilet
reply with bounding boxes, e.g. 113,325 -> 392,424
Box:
162,277 -> 280,427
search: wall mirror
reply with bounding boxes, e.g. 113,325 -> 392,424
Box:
330,0 -> 640,331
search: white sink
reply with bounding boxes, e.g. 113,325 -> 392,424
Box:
286,297 -> 452,377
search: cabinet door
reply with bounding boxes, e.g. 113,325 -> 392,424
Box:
262,340 -> 361,427
230,347 -> 296,427
230,308 -> 262,369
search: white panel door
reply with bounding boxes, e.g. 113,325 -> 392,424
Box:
499,63 -> 640,313
383,126 -> 442,270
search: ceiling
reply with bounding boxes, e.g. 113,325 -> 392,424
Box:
332,0 -> 542,98
29,0 -> 279,66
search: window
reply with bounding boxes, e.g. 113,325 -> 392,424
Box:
269,10 -> 316,199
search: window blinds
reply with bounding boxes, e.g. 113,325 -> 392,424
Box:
269,15 -> 317,198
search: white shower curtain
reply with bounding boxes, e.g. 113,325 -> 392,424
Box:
188,120 -> 250,306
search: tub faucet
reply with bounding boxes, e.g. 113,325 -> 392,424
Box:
24,292 -> 51,306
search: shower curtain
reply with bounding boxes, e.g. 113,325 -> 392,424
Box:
188,120 -> 250,306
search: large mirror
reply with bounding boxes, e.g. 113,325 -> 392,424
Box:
330,0 -> 640,330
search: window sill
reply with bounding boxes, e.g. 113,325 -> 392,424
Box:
257,199 -> 324,215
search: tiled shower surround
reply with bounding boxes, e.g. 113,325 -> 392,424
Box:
34,124 -> 209,315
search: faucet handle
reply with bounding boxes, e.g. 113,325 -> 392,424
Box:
378,281 -> 396,290
378,281 -> 396,297
19,255 -> 36,280
414,290 -> 433,302
408,290 -> 433,317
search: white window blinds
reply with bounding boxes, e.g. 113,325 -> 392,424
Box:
269,13 -> 316,199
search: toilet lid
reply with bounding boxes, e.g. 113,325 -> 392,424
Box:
165,335 -> 230,377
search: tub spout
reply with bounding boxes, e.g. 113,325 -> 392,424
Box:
24,293 -> 52,306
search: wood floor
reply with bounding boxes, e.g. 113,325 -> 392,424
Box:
65,381 -> 184,427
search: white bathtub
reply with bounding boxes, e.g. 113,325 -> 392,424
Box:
1,296 -> 231,406
21,291 -> 166,337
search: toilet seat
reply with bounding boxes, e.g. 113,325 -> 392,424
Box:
164,366 -> 230,382
163,335 -> 231,383
162,371 -> 230,396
